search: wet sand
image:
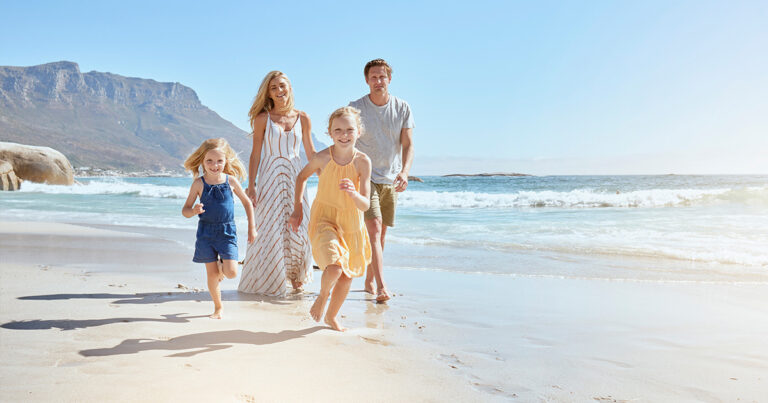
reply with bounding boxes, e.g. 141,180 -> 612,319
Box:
2,220 -> 768,401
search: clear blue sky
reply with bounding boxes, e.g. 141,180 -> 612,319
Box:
2,0 -> 767,174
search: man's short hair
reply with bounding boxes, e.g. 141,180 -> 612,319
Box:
364,59 -> 393,78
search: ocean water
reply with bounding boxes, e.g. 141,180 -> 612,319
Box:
3,175 -> 767,283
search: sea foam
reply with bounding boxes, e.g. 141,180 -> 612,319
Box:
17,178 -> 768,211
396,187 -> 768,209
19,179 -> 189,199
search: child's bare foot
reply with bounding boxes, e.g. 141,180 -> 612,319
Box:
376,288 -> 391,302
324,315 -> 347,332
209,309 -> 222,319
310,294 -> 328,322
290,279 -> 303,292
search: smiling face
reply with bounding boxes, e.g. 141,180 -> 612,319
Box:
203,148 -> 227,176
365,65 -> 390,96
268,75 -> 291,107
330,114 -> 360,149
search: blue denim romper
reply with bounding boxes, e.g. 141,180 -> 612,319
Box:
192,175 -> 238,263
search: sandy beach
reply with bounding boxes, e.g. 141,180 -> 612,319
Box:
0,221 -> 481,402
2,220 -> 768,402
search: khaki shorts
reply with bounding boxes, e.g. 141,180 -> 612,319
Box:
365,182 -> 398,227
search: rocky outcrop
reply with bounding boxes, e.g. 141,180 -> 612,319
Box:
0,61 -> 251,172
0,160 -> 22,190
0,142 -> 74,185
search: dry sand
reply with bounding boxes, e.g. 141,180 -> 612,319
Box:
0,221 -> 481,402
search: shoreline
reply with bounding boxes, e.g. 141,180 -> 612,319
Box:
2,220 -> 768,401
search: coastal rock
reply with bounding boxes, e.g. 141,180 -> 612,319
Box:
0,142 -> 74,185
0,159 -> 22,190
0,61 -> 251,172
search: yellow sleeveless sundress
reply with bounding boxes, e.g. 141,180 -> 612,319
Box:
309,149 -> 372,278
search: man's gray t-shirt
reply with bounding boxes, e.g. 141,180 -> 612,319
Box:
349,94 -> 414,185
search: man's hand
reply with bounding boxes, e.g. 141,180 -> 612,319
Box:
393,172 -> 408,192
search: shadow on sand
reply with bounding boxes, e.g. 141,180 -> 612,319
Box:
79,326 -> 326,358
1,313 -> 209,331
17,290 -> 312,306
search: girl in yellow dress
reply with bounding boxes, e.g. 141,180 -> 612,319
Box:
288,106 -> 372,331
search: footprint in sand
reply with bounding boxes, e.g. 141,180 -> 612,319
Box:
593,396 -> 630,402
471,381 -> 517,399
183,363 -> 200,372
591,357 -> 633,369
359,336 -> 389,346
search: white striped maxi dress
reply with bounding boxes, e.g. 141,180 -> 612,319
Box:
238,112 -> 312,296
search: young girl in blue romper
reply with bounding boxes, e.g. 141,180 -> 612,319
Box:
182,138 -> 256,319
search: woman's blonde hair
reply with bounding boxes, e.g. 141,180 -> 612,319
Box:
183,138 -> 247,181
327,106 -> 364,136
248,71 -> 295,133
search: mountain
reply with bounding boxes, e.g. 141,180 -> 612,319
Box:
0,61 -> 326,173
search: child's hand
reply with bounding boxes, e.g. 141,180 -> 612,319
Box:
287,209 -> 302,232
339,178 -> 357,196
193,203 -> 205,215
248,226 -> 257,244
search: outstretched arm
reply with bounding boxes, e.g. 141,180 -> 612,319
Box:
394,127 -> 413,192
230,177 -> 256,244
181,179 -> 204,218
247,114 -> 267,206
288,150 -> 328,232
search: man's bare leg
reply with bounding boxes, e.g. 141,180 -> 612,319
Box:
365,218 -> 390,301
365,218 -> 383,294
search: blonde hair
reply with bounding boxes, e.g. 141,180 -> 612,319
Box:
364,58 -> 392,78
183,138 -> 247,181
248,71 -> 295,133
327,106 -> 364,136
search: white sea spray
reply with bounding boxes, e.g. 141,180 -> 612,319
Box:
6,174 -> 768,281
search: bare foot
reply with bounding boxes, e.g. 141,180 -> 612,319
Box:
209,309 -> 222,319
364,280 -> 376,295
376,288 -> 391,302
324,315 -> 347,332
310,294 -> 329,322
290,279 -> 303,292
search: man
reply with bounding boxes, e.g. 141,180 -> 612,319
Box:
349,59 -> 414,302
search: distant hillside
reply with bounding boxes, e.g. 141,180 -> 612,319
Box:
0,61 -> 325,173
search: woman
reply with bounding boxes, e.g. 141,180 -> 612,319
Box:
238,71 -> 315,296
